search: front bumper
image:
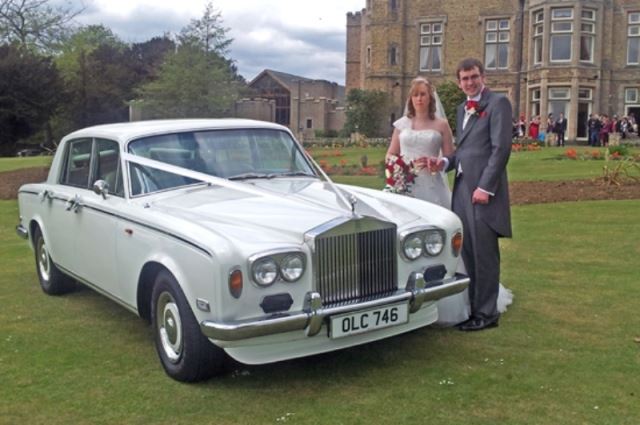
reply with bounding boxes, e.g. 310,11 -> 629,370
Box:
16,224 -> 28,240
200,272 -> 469,342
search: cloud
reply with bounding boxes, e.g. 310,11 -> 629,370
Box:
68,0 -> 364,85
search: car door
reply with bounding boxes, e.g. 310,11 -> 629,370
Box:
71,138 -> 125,300
41,137 -> 93,274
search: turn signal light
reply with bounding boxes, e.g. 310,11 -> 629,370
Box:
229,269 -> 243,298
451,232 -> 463,257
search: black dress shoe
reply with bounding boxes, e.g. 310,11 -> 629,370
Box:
458,317 -> 499,331
455,317 -> 476,328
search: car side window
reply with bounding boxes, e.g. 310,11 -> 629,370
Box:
94,138 -> 124,197
61,138 -> 93,188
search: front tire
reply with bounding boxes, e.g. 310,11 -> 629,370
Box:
151,270 -> 225,382
33,226 -> 75,295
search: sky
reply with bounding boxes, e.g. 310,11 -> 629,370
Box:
70,0 -> 366,85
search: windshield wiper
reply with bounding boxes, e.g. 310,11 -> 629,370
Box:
228,171 -> 316,180
278,171 -> 316,178
227,172 -> 273,180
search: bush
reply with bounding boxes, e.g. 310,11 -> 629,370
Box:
608,145 -> 630,157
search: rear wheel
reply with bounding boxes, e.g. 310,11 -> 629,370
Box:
151,270 -> 225,382
33,226 -> 75,295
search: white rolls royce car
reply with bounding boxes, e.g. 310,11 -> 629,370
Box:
16,119 -> 469,382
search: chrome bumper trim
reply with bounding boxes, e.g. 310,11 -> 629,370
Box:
200,273 -> 470,342
16,224 -> 28,240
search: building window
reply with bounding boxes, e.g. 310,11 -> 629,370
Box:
580,9 -> 596,62
390,0 -> 397,12
579,88 -> 592,100
533,10 -> 543,65
485,19 -> 510,69
626,88 -> 638,103
306,118 -> 313,129
530,88 -> 541,118
628,12 -> 640,65
548,87 -> 570,118
419,22 -> 443,72
366,46 -> 371,67
550,8 -> 573,62
389,44 -> 398,66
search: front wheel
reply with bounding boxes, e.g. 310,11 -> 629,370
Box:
33,226 -> 75,295
151,270 -> 225,382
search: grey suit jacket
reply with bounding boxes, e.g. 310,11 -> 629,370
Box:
447,89 -> 512,237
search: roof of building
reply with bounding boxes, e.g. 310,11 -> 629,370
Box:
249,69 -> 339,91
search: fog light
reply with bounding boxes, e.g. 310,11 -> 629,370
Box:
260,293 -> 294,314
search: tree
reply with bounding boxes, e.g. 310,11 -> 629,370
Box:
178,1 -> 231,56
138,44 -> 241,118
128,35 -> 176,82
436,80 -> 465,135
54,25 -> 137,130
0,0 -> 83,52
0,43 -> 63,154
138,2 -> 244,118
343,89 -> 390,138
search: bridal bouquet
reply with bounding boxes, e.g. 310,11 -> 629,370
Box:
383,154 -> 417,195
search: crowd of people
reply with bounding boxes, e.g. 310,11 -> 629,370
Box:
512,112 -> 638,146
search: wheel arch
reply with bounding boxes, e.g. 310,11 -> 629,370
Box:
28,218 -> 46,250
136,261 -> 168,322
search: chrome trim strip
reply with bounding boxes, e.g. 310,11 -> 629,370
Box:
16,224 -> 28,240
200,273 -> 470,341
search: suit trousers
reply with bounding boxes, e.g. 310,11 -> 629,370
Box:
452,176 -> 500,321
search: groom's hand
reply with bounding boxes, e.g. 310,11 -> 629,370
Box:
472,188 -> 490,204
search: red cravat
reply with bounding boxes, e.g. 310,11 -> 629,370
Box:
465,100 -> 479,110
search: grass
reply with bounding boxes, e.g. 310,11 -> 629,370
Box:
310,145 -> 640,189
2,196 -> 640,423
0,156 -> 52,172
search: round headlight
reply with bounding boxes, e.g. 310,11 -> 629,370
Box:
424,230 -> 444,256
252,258 -> 278,286
403,234 -> 423,260
280,254 -> 305,282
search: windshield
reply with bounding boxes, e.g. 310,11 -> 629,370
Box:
127,128 -> 316,196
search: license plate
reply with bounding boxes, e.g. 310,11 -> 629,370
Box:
330,302 -> 409,339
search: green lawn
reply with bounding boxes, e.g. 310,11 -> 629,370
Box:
0,156 -> 52,172
318,146 -> 640,188
1,196 -> 639,424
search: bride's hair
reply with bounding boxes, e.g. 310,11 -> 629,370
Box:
406,77 -> 437,120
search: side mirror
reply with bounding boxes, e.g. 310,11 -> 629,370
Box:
92,180 -> 110,199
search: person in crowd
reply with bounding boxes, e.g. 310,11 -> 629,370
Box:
554,112 -> 567,146
588,113 -> 601,146
529,115 -> 540,140
600,114 -> 612,147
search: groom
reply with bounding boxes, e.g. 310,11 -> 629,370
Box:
432,58 -> 512,331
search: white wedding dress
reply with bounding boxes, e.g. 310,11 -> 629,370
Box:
394,116 -> 513,326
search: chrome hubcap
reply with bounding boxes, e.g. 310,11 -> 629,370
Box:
157,292 -> 183,363
36,237 -> 50,282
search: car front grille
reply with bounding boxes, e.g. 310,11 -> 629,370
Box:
311,218 -> 397,306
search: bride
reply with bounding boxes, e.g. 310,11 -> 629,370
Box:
385,76 -> 513,327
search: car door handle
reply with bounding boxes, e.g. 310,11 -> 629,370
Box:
39,189 -> 55,201
65,195 -> 83,213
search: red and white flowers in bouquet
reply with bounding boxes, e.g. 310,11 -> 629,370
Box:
383,154 -> 417,195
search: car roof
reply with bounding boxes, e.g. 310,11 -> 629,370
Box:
61,119 -> 290,145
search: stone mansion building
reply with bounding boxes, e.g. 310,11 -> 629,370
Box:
346,0 -> 640,141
